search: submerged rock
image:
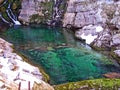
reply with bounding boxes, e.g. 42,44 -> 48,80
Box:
103,72 -> 120,78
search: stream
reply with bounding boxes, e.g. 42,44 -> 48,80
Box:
0,25 -> 120,85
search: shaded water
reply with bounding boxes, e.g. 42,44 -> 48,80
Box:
0,25 -> 120,84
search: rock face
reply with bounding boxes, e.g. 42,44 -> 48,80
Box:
63,0 -> 120,28
63,0 -> 120,61
19,0 -> 67,26
0,38 -> 54,90
19,0 -> 45,24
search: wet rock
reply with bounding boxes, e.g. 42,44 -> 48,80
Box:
19,0 -> 44,24
103,72 -> 120,78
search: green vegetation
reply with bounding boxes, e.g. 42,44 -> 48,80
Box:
54,79 -> 120,90
0,0 -> 21,21
30,14 -> 45,24
40,1 -> 53,20
30,1 -> 53,23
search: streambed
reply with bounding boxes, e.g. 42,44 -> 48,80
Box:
0,25 -> 120,85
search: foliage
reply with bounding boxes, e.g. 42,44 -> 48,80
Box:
54,79 -> 120,90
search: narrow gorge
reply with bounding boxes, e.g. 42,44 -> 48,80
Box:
0,0 -> 120,90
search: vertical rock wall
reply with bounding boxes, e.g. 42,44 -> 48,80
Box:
63,0 -> 120,61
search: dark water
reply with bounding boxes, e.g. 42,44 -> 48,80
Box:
0,25 -> 120,85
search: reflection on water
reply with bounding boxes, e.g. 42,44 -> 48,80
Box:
0,25 -> 120,84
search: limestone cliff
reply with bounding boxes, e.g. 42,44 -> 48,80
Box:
63,0 -> 120,61
18,0 -> 67,26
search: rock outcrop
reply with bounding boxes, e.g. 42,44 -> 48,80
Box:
19,0 -> 45,25
0,38 -> 54,90
63,0 -> 120,61
19,0 -> 67,26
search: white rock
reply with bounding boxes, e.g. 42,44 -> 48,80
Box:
114,50 -> 120,57
0,81 -> 4,88
96,26 -> 103,32
81,33 -> 97,44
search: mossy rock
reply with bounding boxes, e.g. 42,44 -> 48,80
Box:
30,1 -> 54,24
40,1 -> 53,18
0,0 -> 21,23
54,79 -> 120,90
30,14 -> 45,24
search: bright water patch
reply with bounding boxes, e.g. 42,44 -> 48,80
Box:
0,25 -> 120,84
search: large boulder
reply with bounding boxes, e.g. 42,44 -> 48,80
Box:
0,38 -> 54,90
75,25 -> 103,44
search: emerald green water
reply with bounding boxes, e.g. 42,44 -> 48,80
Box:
0,25 -> 120,85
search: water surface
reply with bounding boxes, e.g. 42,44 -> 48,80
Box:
0,25 -> 120,84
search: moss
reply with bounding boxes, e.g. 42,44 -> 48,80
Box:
91,44 -> 110,51
0,0 -> 21,22
30,1 -> 53,23
30,14 -> 45,24
0,7 -> 6,12
2,12 -> 11,21
54,79 -> 120,90
41,1 -> 53,18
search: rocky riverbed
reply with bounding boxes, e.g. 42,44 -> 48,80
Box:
0,38 -> 54,90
